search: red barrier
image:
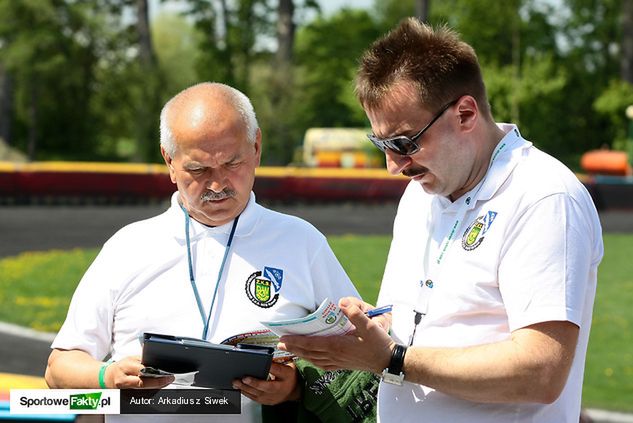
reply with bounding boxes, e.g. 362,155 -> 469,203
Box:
0,162 -> 409,203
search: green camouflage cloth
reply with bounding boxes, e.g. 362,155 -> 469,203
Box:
263,358 -> 379,422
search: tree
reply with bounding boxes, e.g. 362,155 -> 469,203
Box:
276,0 -> 295,66
151,12 -> 199,95
293,8 -> 381,129
415,0 -> 430,22
0,0 -> 106,160
184,0 -> 273,93
622,0 -> 633,83
0,63 -> 12,146
132,0 -> 163,162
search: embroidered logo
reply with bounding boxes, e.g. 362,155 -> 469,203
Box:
255,278 -> 272,302
245,267 -> 284,308
263,266 -> 283,291
462,211 -> 497,251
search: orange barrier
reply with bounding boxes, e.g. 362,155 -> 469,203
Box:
580,150 -> 632,176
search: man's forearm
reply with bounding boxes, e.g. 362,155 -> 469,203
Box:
45,349 -> 105,389
400,321 -> 579,404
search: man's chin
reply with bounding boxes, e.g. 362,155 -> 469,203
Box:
417,179 -> 443,196
189,204 -> 235,227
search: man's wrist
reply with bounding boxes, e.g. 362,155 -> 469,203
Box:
98,360 -> 115,389
381,344 -> 407,385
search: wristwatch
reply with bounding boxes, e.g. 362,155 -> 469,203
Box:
381,343 -> 407,385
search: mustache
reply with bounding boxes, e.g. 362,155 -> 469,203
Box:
200,189 -> 236,201
403,166 -> 428,178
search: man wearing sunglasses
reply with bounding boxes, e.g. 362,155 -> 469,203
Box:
280,18 -> 603,423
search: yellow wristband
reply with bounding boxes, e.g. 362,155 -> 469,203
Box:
98,360 -> 114,389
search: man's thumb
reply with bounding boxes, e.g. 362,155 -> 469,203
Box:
340,301 -> 371,333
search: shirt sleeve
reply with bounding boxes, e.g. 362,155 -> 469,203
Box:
498,192 -> 601,331
51,242 -> 117,360
309,236 -> 361,306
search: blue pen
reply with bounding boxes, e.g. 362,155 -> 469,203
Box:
365,304 -> 393,318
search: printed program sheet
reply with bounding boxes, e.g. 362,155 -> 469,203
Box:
260,298 -> 353,337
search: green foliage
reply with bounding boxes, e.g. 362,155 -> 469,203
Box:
184,0 -> 273,92
0,0 -> 106,159
485,54 -> 571,156
293,8 -> 380,129
0,0 -> 171,162
365,0 -> 621,165
254,7 -> 382,164
373,0 -> 416,31
0,0 -> 631,166
594,80 -> 633,150
152,12 -> 200,96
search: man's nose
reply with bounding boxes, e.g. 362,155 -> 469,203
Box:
205,169 -> 227,192
385,150 -> 411,176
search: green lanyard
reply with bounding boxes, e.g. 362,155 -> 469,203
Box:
433,139 -> 508,267
410,136 -> 515,345
180,204 -> 239,340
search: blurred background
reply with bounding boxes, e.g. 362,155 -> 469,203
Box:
1,1 -> 633,422
1,0 -> 633,168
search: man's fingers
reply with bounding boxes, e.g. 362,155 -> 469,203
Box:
139,375 -> 175,389
341,301 -> 374,334
278,334 -> 338,359
233,377 -> 265,398
268,362 -> 295,379
338,296 -> 367,311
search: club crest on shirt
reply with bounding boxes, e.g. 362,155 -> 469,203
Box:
245,267 -> 284,308
462,211 -> 497,251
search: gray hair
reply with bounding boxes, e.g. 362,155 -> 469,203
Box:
159,82 -> 259,157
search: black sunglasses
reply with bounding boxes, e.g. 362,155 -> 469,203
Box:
367,99 -> 459,156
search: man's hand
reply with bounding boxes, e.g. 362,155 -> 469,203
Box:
45,349 -> 174,389
232,361 -> 300,405
278,297 -> 395,373
340,297 -> 392,333
106,356 -> 174,389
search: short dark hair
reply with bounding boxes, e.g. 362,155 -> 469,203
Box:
355,18 -> 488,114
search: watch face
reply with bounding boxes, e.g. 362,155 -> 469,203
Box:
381,369 -> 405,386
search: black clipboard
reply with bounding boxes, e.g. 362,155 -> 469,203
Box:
141,333 -> 273,389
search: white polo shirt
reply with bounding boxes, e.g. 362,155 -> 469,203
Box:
53,192 -> 360,422
377,124 -> 603,423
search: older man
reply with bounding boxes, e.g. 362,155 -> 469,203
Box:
45,82 -> 360,422
280,19 -> 603,423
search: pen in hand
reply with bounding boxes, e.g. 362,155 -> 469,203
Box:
365,304 -> 393,318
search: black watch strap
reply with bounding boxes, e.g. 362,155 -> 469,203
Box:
387,344 -> 408,375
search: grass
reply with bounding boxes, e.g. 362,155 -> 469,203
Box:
0,234 -> 631,411
580,234 -> 633,411
0,248 -> 99,332
328,235 -> 390,304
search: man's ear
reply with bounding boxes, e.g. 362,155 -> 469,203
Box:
254,128 -> 262,167
455,95 -> 478,133
161,146 -> 177,184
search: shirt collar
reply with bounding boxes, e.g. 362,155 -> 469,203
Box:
473,123 -> 531,206
434,123 -> 531,211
